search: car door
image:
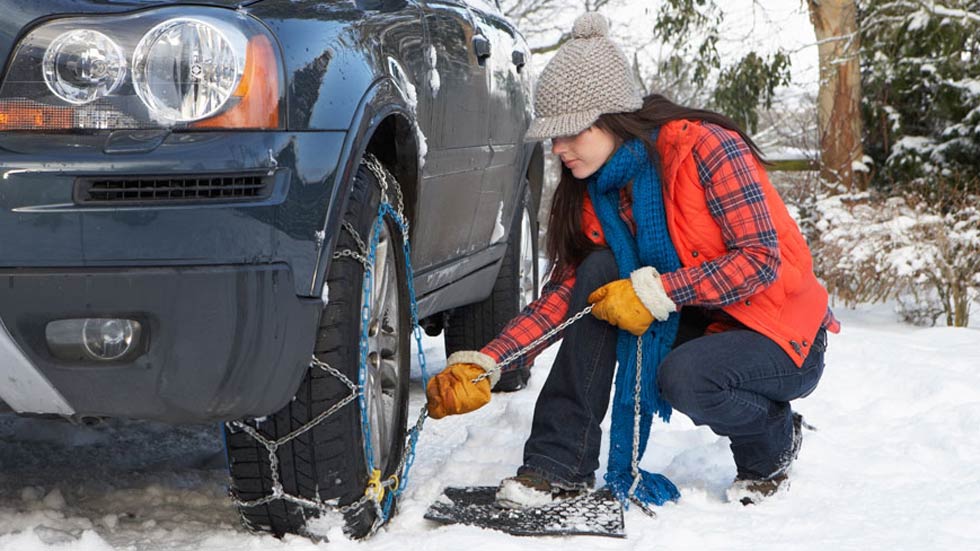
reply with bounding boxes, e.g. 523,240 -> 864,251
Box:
466,1 -> 532,250
412,0 -> 492,273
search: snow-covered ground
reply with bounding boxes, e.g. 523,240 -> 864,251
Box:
2,304 -> 979,550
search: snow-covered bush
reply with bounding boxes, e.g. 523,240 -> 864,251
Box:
810,177 -> 980,327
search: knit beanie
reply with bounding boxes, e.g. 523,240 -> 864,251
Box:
525,13 -> 643,141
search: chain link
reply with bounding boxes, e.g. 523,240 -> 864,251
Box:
228,153 -> 421,539
625,336 -> 658,518
331,221 -> 371,270
342,220 -> 368,256
471,304 -> 595,384
227,357 -> 370,514
628,336 -> 643,497
332,248 -> 371,270
363,154 -> 391,207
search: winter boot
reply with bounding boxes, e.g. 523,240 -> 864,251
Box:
728,412 -> 812,506
727,472 -> 790,506
494,471 -> 588,509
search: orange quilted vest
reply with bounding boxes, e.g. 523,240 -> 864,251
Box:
582,120 -> 829,366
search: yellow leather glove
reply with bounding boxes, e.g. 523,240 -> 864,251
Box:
587,266 -> 676,336
426,351 -> 499,419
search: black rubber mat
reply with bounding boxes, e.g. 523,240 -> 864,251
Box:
424,486 -> 625,538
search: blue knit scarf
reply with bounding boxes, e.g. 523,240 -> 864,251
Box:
587,133 -> 682,508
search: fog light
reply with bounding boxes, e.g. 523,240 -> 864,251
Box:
46,318 -> 143,362
83,318 -> 136,360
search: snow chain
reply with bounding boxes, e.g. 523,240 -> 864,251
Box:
472,307 -> 654,517
226,153 -> 647,538
225,153 -> 429,539
628,337 -> 657,518
470,304 -> 596,381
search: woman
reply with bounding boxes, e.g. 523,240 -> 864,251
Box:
426,13 -> 838,508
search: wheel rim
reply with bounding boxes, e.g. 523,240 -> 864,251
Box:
361,219 -> 401,472
518,206 -> 536,310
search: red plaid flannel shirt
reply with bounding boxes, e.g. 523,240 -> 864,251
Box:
482,124 -> 839,370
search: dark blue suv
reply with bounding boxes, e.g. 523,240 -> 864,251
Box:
0,0 -> 543,538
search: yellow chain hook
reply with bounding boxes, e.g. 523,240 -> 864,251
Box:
387,474 -> 400,494
366,469 -> 385,503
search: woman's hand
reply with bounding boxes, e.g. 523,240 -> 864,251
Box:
426,351 -> 499,419
588,266 -> 676,335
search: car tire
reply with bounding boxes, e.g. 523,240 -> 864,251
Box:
444,184 -> 539,391
224,156 -> 410,539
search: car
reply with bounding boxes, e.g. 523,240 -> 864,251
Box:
0,0 -> 543,538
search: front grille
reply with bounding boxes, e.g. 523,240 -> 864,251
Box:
75,173 -> 273,205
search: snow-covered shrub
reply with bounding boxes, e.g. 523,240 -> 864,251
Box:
811,176 -> 980,327
811,193 -> 901,305
896,291 -> 946,327
770,169 -> 824,243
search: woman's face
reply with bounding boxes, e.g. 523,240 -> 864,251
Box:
551,126 -> 619,179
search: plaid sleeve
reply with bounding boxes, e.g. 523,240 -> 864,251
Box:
660,124 -> 781,308
824,307 -> 841,333
480,265 -> 576,372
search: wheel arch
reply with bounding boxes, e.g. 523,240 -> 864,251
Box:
309,77 -> 421,297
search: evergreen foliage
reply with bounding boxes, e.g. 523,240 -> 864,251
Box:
859,0 -> 980,192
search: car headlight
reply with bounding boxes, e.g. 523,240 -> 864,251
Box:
0,7 -> 282,131
133,18 -> 245,122
43,30 -> 127,105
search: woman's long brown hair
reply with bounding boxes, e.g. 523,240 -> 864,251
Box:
544,94 -> 766,278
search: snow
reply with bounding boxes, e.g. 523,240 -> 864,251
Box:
883,105 -> 902,131
888,135 -> 936,164
761,145 -> 814,161
416,123 -> 428,171
929,3 -> 980,24
851,154 -> 873,173
489,202 -> 506,244
950,77 -> 980,97
396,74 -> 428,170
907,10 -> 931,32
2,305 -> 980,550
495,478 -> 554,508
428,45 -> 441,98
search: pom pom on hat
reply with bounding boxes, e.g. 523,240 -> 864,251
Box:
572,13 -> 610,39
525,12 -> 643,142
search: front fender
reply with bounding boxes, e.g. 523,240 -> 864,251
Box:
250,1 -> 421,133
308,75 -> 421,296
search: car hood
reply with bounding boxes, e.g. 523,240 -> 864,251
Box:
0,1 -> 260,76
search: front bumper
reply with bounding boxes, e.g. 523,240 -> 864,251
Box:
0,264 -> 321,423
0,130 -> 347,296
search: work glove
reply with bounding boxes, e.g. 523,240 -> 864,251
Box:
588,266 -> 676,336
427,351 -> 500,419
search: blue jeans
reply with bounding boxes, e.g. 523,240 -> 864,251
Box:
520,249 -> 827,486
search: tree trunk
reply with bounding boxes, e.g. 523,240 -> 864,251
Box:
808,0 -> 866,191
952,277 -> 969,327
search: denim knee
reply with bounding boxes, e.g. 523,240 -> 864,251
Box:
657,350 -> 710,414
574,249 -> 619,296
657,355 -> 688,410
